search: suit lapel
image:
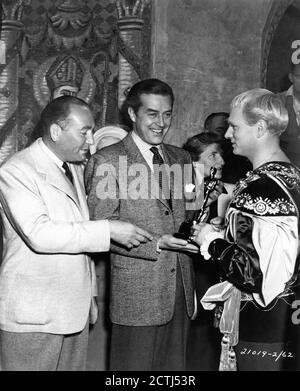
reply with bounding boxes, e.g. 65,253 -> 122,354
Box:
71,163 -> 89,219
162,144 -> 188,221
30,139 -> 81,209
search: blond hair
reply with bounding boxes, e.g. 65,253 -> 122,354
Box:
230,88 -> 288,136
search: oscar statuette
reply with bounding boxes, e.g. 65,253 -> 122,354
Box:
174,167 -> 218,243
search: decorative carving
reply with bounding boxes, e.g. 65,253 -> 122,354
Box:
0,0 -> 151,156
0,0 -> 30,163
22,0 -> 113,52
260,0 -> 293,87
91,50 -> 118,127
1,0 -> 31,21
45,54 -> 84,100
116,0 -> 150,19
32,56 -> 96,108
115,0 -> 151,107
0,87 -> 11,98
48,0 -> 92,50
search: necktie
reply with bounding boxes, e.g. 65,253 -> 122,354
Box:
62,162 -> 74,185
150,146 -> 172,209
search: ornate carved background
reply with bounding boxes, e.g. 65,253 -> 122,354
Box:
260,0 -> 293,87
0,0 -> 151,163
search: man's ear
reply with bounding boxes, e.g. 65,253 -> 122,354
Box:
128,107 -> 136,123
49,123 -> 62,142
256,119 -> 267,138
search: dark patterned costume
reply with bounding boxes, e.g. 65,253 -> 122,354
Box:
202,162 -> 300,370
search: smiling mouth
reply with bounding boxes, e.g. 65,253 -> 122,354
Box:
151,128 -> 164,134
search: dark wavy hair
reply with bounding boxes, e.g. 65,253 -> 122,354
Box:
125,78 -> 174,114
183,132 -> 223,162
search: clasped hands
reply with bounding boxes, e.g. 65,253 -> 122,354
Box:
191,216 -> 225,246
158,217 -> 225,254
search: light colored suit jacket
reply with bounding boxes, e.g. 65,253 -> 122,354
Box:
85,133 -> 195,326
0,138 -> 110,334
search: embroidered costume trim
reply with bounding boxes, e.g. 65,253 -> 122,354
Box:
234,194 -> 296,216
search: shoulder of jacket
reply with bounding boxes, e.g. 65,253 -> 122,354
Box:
164,143 -> 191,160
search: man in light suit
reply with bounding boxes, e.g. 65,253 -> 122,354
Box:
0,96 -> 152,371
85,79 -> 199,371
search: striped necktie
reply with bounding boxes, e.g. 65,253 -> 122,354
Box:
150,146 -> 172,209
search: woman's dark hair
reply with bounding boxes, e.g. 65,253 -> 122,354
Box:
204,112 -> 229,132
182,132 -> 223,162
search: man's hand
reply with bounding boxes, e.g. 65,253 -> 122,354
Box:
193,223 -> 217,246
158,234 -> 199,253
109,221 -> 153,249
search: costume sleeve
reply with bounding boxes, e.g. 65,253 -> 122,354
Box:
208,212 -> 263,294
85,152 -> 161,261
208,209 -> 299,306
0,162 -> 110,254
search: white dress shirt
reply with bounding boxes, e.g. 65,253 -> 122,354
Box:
131,131 -> 164,171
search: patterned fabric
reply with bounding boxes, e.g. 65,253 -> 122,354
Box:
150,146 -> 172,210
230,162 -> 300,222
203,161 -> 300,371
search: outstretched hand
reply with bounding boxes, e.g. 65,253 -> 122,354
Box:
158,234 -> 199,253
109,220 -> 153,249
192,222 -> 217,246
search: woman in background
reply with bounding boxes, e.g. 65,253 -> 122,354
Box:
183,132 -> 233,370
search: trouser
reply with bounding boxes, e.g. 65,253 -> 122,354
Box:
0,321 -> 89,371
109,265 -> 190,371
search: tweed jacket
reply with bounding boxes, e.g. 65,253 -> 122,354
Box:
85,133 -> 196,326
0,138 -> 111,334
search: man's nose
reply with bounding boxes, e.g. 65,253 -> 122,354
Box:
218,155 -> 225,166
224,127 -> 232,139
155,115 -> 164,127
86,130 -> 94,145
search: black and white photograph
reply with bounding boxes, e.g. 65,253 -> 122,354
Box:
0,0 -> 300,377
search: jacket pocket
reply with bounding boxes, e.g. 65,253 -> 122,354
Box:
9,273 -> 57,325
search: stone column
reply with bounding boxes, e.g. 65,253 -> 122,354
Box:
115,0 -> 149,108
0,0 -> 29,163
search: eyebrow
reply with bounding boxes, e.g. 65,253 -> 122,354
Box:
81,125 -> 94,131
146,108 -> 172,113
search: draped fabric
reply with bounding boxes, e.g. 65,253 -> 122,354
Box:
201,161 -> 300,370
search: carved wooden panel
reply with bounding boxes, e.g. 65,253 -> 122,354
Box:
0,0 -> 151,162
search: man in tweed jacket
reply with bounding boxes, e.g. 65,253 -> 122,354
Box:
85,79 -> 199,371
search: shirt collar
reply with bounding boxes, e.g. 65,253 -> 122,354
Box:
131,131 -> 162,154
40,139 -> 64,169
286,85 -> 294,96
